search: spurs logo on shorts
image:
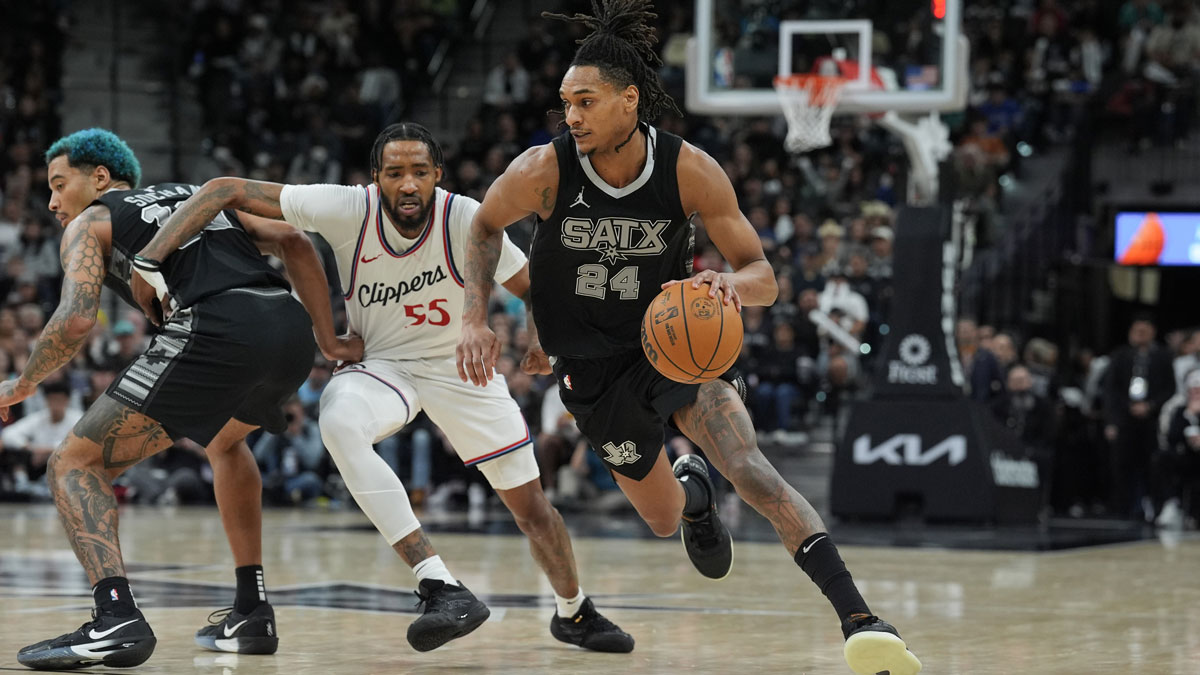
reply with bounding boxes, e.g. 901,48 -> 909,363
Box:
601,440 -> 640,466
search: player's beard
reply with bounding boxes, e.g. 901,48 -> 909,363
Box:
381,191 -> 432,237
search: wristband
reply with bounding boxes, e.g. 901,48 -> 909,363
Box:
131,255 -> 162,272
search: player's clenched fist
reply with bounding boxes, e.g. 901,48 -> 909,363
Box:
457,321 -> 500,386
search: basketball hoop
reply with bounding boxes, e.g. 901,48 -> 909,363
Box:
773,74 -> 848,153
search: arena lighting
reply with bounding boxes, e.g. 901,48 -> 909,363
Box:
931,0 -> 946,19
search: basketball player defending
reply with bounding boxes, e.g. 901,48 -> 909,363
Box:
132,123 -> 633,654
0,128 -> 355,670
456,2 -> 921,674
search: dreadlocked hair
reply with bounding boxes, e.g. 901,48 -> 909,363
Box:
544,0 -> 682,122
370,122 -> 444,173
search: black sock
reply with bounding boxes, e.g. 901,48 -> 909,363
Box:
93,576 -> 137,617
679,471 -> 711,517
235,565 -> 266,614
794,533 -> 871,626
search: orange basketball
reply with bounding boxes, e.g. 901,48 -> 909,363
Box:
640,282 -> 743,384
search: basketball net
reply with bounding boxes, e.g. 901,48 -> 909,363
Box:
773,74 -> 847,153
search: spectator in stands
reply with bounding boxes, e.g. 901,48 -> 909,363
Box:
814,219 -> 847,277
1119,0 -> 1165,34
957,318 -> 1005,401
1104,315 -> 1177,519
296,357 -> 333,418
1023,337 -> 1060,401
1056,346 -> 1110,516
818,268 -> 868,339
254,396 -> 328,505
1172,328 -> 1200,394
960,118 -> 1011,170
844,247 -> 879,312
992,364 -> 1057,460
753,321 -> 805,437
739,305 -> 772,375
1154,368 -> 1200,528
110,320 -> 145,370
0,379 -> 81,499
867,226 -> 894,279
535,383 -> 580,502
991,332 -> 1019,372
482,51 -> 531,111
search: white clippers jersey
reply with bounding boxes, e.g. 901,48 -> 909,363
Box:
280,184 -> 526,361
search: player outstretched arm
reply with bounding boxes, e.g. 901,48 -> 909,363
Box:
130,172 -> 284,273
669,143 -> 778,312
237,212 -> 363,365
130,178 -> 286,313
0,206 -> 108,419
458,144 -> 559,385
142,178 -> 286,259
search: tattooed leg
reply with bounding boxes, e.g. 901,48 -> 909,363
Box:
392,529 -> 438,567
49,395 -> 173,585
673,381 -> 825,555
74,395 -> 175,474
496,479 -> 580,598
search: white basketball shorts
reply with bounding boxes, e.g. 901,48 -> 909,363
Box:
324,356 -> 537,488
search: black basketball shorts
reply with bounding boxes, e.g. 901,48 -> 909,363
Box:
106,288 -> 315,446
553,349 -> 742,481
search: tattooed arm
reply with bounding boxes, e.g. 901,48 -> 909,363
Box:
0,206 -> 107,421
137,178 -> 285,262
456,143 -> 559,386
130,178 -> 287,321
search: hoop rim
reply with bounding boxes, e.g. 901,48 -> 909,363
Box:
772,74 -> 849,89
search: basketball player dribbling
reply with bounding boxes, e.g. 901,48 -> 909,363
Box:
132,123 -> 633,654
1,128 -> 358,670
455,2 -> 922,673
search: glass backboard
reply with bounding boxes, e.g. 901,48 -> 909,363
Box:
687,0 -> 966,115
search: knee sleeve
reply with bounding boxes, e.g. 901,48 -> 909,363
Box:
320,392 -> 420,544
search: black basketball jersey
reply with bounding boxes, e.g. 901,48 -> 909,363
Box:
94,184 -> 288,310
530,125 -> 694,358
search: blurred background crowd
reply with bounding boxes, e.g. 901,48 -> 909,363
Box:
1,0 -> 1197,529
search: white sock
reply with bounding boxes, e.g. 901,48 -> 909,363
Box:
412,555 -> 457,586
555,588 -> 585,618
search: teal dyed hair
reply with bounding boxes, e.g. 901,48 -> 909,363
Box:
45,128 -> 142,188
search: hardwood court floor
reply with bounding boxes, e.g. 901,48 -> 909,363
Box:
1,504 -> 1198,674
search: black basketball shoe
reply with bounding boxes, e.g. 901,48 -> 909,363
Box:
549,598 -> 635,653
195,603 -> 279,654
406,579 -> 491,652
17,608 -> 156,670
842,614 -> 922,675
673,454 -> 734,580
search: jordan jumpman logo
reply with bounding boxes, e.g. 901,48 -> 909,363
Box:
570,187 -> 589,209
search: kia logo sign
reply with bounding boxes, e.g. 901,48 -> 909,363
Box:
852,433 -> 968,466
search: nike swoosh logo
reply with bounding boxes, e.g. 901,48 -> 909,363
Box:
360,254 -> 381,264
88,619 -> 139,639
457,613 -> 470,620
801,535 -> 827,554
223,620 -> 249,637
